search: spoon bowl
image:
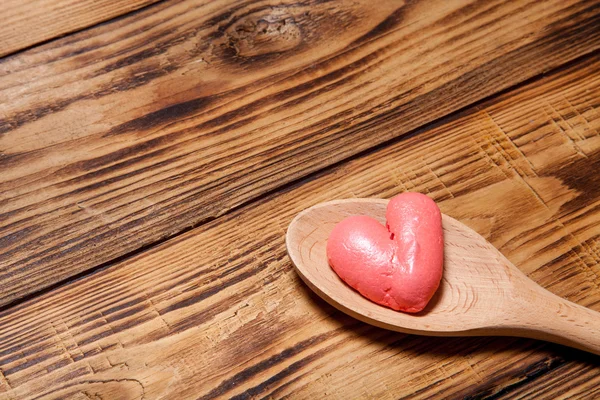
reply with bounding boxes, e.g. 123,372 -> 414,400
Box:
286,198 -> 600,355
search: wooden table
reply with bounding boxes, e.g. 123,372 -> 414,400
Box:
1,0 -> 599,398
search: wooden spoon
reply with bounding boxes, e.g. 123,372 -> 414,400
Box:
286,198 -> 600,355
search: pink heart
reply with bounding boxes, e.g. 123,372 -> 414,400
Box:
326,192 -> 444,313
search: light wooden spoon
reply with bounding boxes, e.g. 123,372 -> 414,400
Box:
286,198 -> 600,355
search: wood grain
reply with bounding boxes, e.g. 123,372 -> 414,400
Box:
0,0 -> 162,58
1,0 -> 600,307
0,49 -> 599,399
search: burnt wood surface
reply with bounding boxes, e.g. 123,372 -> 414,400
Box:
1,0 -> 600,307
1,44 -> 599,400
1,0 -> 600,398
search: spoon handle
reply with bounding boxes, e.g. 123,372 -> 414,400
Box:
518,289 -> 600,355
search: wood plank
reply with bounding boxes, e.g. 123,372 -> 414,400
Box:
1,0 -> 599,307
0,49 -> 599,400
492,360 -> 600,399
0,0 -> 163,58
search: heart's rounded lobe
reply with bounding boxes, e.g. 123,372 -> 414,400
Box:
327,193 -> 443,313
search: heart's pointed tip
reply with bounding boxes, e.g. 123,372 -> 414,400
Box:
380,299 -> 426,314
399,307 -> 425,314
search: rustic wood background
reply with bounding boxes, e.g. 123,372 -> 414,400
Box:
1,0 -> 599,398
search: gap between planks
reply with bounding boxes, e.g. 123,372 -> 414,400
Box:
0,0 -> 168,59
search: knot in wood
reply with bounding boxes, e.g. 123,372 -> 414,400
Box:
225,9 -> 302,57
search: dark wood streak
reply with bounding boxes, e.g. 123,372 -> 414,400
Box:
553,149 -> 600,216
463,357 -> 566,399
199,329 -> 346,400
261,373 -> 307,400
490,357 -> 600,399
348,2 -> 411,47
229,341 -> 346,400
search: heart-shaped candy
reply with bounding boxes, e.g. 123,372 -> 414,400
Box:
326,192 -> 444,313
